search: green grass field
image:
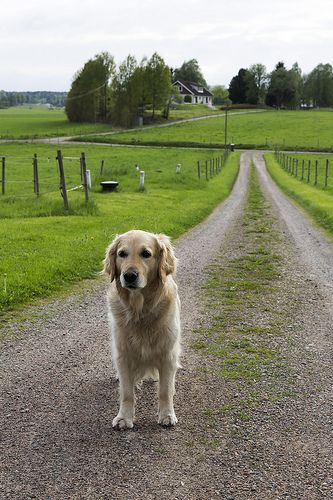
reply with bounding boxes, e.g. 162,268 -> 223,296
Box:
265,153 -> 333,235
0,104 -> 221,140
78,110 -> 333,151
0,143 -> 239,315
0,106 -> 115,139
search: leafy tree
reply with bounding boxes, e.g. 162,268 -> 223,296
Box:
210,85 -> 230,106
146,52 -> 172,118
111,55 -> 138,126
247,64 -> 268,104
303,63 -> 333,107
131,57 -> 150,118
66,52 -> 115,122
173,59 -> 207,86
228,68 -> 249,104
265,62 -> 301,109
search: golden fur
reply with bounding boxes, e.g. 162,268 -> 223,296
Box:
103,230 -> 181,429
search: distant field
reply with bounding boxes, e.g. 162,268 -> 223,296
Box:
0,142 -> 239,314
79,110 -> 333,151
0,106 -> 113,139
0,104 -> 222,140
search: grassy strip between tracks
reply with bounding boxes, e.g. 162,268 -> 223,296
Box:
265,153 -> 333,235
0,149 -> 240,320
192,164 -> 286,384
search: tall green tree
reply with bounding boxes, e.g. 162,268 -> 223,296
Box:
66,52 -> 115,122
146,52 -> 172,118
266,62 -> 301,109
247,63 -> 268,104
303,63 -> 333,107
173,59 -> 207,86
111,55 -> 138,126
228,68 -> 249,104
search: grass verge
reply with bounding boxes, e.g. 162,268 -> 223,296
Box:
265,153 -> 333,235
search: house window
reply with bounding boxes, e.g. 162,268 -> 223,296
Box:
179,86 -> 182,92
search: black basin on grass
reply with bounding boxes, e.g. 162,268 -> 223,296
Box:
100,181 -> 119,192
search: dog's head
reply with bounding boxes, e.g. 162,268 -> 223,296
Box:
103,230 -> 177,290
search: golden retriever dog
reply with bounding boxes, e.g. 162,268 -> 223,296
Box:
103,230 -> 181,430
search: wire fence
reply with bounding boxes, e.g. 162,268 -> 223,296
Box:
0,148 -> 231,214
274,150 -> 333,190
197,149 -> 230,179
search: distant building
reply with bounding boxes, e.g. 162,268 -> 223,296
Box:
173,80 -> 213,105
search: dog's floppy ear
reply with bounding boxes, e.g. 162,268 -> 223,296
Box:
156,234 -> 177,280
102,235 -> 119,281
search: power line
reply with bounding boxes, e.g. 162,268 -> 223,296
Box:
65,83 -> 107,101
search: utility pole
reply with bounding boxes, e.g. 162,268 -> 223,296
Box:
224,108 -> 228,158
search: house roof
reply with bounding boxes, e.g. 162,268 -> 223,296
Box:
173,80 -> 213,97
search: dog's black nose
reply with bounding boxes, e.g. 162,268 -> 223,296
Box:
123,270 -> 138,284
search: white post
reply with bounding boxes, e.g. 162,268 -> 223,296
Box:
176,164 -> 181,173
140,171 -> 145,191
86,169 -> 91,189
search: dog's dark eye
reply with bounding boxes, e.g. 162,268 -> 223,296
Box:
118,250 -> 127,258
141,249 -> 152,258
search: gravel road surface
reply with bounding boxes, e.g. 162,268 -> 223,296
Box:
0,151 -> 332,499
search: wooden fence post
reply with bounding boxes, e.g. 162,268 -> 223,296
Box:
301,159 -> 305,180
197,160 -> 201,179
100,160 -> 105,176
295,159 -> 298,177
80,152 -> 89,203
205,160 -> 208,180
314,160 -> 318,185
56,150 -> 69,210
325,159 -> 329,188
33,153 -> 39,196
307,160 -> 311,183
1,157 -> 5,195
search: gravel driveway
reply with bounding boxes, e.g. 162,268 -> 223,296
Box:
0,151 -> 332,499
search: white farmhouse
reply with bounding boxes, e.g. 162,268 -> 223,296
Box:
173,80 -> 213,106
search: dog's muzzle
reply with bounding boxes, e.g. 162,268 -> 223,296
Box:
122,269 -> 139,289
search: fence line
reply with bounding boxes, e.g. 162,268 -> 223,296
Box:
274,149 -> 331,190
197,149 -> 230,180
1,149 -> 232,210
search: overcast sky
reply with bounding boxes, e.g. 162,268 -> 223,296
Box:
2,0 -> 332,91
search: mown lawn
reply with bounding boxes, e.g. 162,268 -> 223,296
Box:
0,143 -> 239,315
78,110 -> 333,151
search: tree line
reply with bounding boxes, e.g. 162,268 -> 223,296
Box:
2,56 -> 333,120
0,91 -> 67,108
228,62 -> 333,108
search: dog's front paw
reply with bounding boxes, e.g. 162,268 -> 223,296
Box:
112,414 -> 134,430
158,412 -> 178,427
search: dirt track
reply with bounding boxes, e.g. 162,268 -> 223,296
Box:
1,151 -> 332,499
